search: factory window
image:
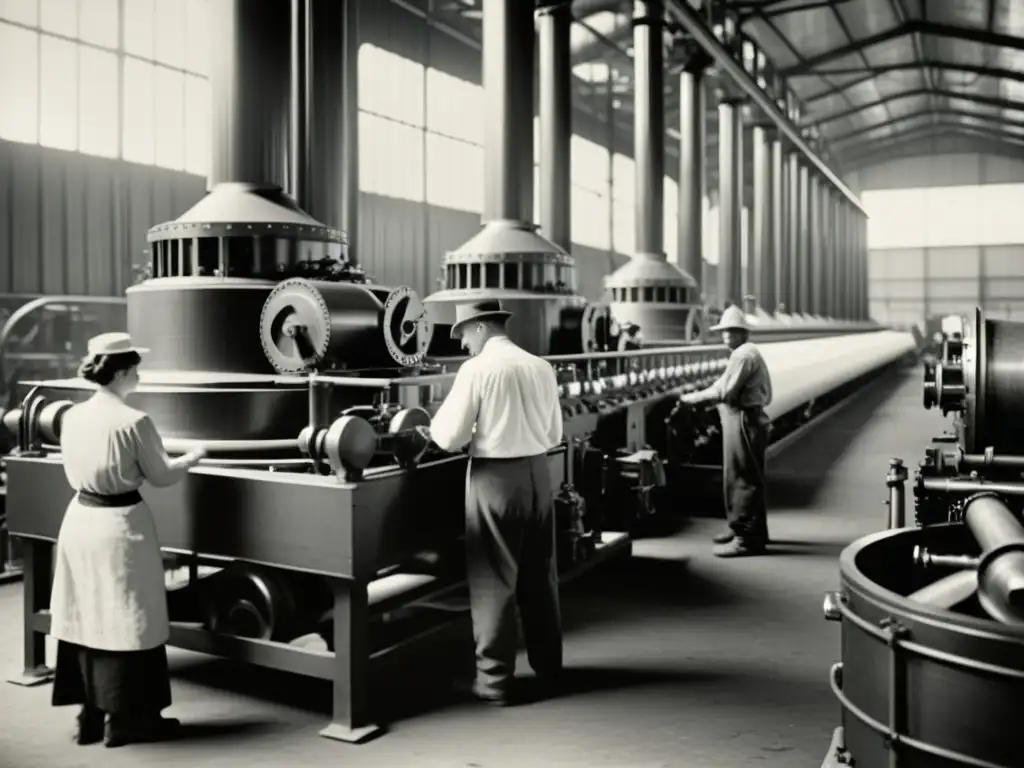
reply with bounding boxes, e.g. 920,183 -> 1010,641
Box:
78,0 -> 118,49
39,35 -> 78,151
425,133 -> 483,213
153,0 -> 187,70
79,47 -> 119,158
0,22 -> 40,143
571,136 -> 609,195
358,44 -> 425,128
124,0 -> 155,59
184,0 -> 209,76
613,199 -> 635,256
426,67 -> 484,145
572,189 -> 610,251
154,64 -> 185,170
184,75 -> 211,176
40,0 -> 76,37
359,111 -> 425,203
0,0 -> 38,25
611,153 -> 634,203
122,56 -> 156,164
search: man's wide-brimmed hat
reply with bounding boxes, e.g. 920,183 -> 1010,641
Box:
450,299 -> 513,339
86,332 -> 150,357
709,305 -> 750,332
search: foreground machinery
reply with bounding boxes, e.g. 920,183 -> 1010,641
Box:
0,181 -> 917,743
822,307 -> 1024,768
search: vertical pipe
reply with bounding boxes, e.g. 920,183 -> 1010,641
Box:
769,136 -> 784,313
787,153 -> 800,313
339,0 -> 359,262
289,0 -> 312,209
808,174 -> 820,315
819,185 -> 830,318
208,0 -> 291,188
798,163 -> 810,314
678,67 -> 705,285
538,2 -> 572,250
861,213 -> 869,320
830,193 -> 839,319
718,98 -> 742,308
751,125 -> 771,310
633,0 -> 665,258
835,201 -> 845,319
482,0 -> 535,223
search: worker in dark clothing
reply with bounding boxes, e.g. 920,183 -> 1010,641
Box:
418,299 -> 564,705
677,305 -> 773,557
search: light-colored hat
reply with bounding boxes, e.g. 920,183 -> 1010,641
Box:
87,332 -> 150,357
709,305 -> 750,332
450,299 -> 513,339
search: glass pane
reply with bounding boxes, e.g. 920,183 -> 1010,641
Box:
358,112 -> 425,202
184,74 -> 210,176
184,0 -> 209,75
425,132 -> 483,213
981,184 -> 1024,246
79,45 -> 118,157
612,153 -> 634,202
154,65 -> 184,169
571,135 -> 609,194
863,188 -> 926,248
122,56 -> 155,163
124,0 -> 155,59
0,0 -> 38,25
425,67 -> 483,144
572,188 -> 610,251
154,0 -> 186,69
0,22 -> 39,143
358,44 -> 424,127
924,185 -> 981,248
40,0 -> 76,36
79,0 -> 117,48
39,34 -> 78,151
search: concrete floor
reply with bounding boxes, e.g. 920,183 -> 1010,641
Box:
0,365 -> 947,768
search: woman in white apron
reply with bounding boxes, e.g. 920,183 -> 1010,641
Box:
49,332 -> 207,747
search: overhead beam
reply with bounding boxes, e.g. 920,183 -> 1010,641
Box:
830,108 -> 1024,145
843,128 -> 1024,168
811,88 -> 1024,127
663,0 -> 866,213
802,62 -> 1024,104
779,20 -> 1024,77
839,123 -> 1024,160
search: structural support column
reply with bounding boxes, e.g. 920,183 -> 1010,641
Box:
840,202 -> 850,319
798,162 -> 810,313
483,0 -> 536,222
305,0 -> 359,257
859,213 -> 869,320
808,174 -> 820,315
538,2 -> 572,250
818,181 -> 830,317
718,98 -> 743,308
678,64 -> 705,286
787,152 -> 800,313
209,0 -> 291,189
634,0 -> 665,259
770,135 -> 785,313
829,193 -> 840,318
751,124 -> 772,311
289,0 -> 311,210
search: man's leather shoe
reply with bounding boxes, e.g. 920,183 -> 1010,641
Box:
712,530 -> 735,545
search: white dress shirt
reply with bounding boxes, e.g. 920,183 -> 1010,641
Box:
430,336 -> 563,458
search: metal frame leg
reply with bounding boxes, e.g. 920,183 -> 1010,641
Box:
319,579 -> 382,743
820,727 -> 852,767
8,540 -> 54,686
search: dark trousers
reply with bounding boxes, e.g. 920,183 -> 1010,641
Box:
52,640 -> 172,715
719,406 -> 770,544
465,455 -> 563,694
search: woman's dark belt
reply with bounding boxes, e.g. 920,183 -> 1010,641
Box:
77,489 -> 143,508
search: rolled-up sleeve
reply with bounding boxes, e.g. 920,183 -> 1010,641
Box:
132,415 -> 189,487
430,364 -> 480,452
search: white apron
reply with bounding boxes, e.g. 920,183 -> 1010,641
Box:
49,495 -> 170,652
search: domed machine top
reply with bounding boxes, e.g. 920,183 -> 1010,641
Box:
260,279 -> 435,373
604,254 -> 700,344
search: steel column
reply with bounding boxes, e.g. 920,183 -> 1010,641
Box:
819,182 -> 831,318
769,136 -> 784,313
809,174 -> 821,315
860,213 -> 869,320
482,0 -> 535,222
798,163 -> 810,313
751,125 -> 772,311
289,0 -> 312,209
208,0 -> 291,188
718,99 -> 743,308
787,152 -> 800,312
633,0 -> 665,259
678,67 -> 705,287
829,193 -> 840,318
538,2 -> 572,250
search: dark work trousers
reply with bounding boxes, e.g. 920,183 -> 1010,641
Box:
465,455 -> 563,695
718,405 -> 770,545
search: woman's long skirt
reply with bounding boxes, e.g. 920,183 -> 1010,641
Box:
52,641 -> 172,714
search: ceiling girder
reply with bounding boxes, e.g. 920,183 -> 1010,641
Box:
830,108 -> 1024,145
803,62 -> 1024,105
839,121 -> 1024,156
779,20 -> 1024,77
812,88 -> 1024,127
843,127 -> 1024,168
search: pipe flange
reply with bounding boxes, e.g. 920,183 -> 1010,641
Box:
260,278 -> 333,374
381,286 -> 433,367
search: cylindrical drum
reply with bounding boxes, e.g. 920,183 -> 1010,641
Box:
260,278 -> 435,373
961,306 -> 1024,453
128,277 -> 280,374
831,524 -> 1024,768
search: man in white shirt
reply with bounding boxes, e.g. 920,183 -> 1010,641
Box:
419,299 -> 564,706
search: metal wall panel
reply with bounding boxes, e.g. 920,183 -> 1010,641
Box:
927,246 -> 980,279
927,280 -> 978,301
879,249 -> 926,280
983,244 -> 1024,276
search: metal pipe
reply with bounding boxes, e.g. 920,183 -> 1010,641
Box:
963,493 -> 1024,624
339,0 -> 360,262
538,2 -> 572,251
208,0 -> 291,188
920,477 -> 1024,496
818,183 -> 831,318
906,570 -> 979,609
787,153 -> 800,312
751,125 -> 772,310
769,135 -> 784,313
662,0 -> 866,215
633,0 -> 665,259
830,193 -> 840,319
718,98 -> 743,308
913,546 -> 980,571
798,163 -> 810,313
482,0 -> 535,223
886,458 -> 908,529
962,453 -> 1024,468
289,0 -> 312,209
808,174 -> 820,315
678,67 -> 704,285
